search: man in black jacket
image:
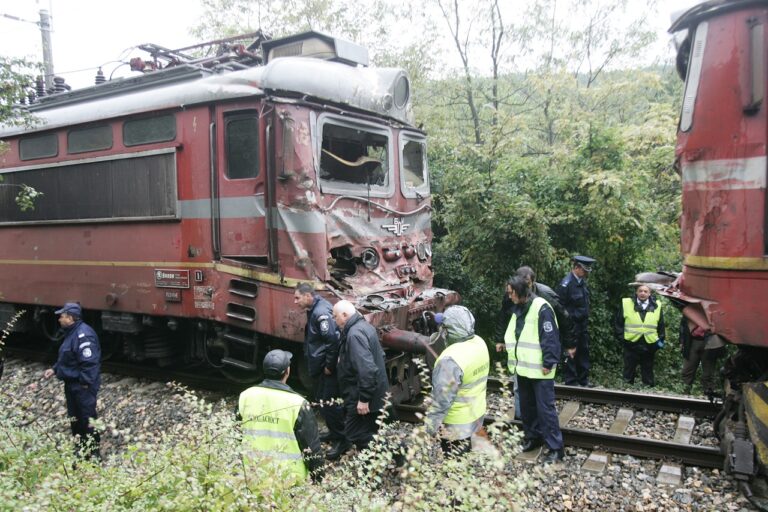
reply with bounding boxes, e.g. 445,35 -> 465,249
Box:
330,300 -> 388,460
294,283 -> 344,450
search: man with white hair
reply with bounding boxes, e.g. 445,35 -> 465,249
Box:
426,305 -> 490,456
329,300 -> 388,459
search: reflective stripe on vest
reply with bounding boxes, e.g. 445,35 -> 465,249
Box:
622,298 -> 660,344
238,385 -> 309,481
504,297 -> 556,379
434,335 -> 490,431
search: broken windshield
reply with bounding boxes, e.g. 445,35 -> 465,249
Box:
317,116 -> 393,196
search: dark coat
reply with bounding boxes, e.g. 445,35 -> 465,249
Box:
303,296 -> 340,378
53,320 -> 101,391
336,313 -> 388,413
557,272 -> 591,345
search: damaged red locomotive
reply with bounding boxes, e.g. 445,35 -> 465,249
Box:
0,31 -> 456,401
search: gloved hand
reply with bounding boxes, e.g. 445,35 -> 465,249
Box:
656,339 -> 665,349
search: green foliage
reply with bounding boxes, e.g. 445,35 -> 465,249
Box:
0,55 -> 43,211
0,368 -> 534,511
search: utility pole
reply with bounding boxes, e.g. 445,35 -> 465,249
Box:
39,9 -> 54,90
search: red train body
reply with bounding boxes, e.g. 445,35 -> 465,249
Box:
666,1 -> 768,349
0,32 -> 455,396
667,1 -> 768,495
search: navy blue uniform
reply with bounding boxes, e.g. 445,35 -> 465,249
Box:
337,313 -> 388,449
54,320 -> 101,458
557,271 -> 591,386
512,300 -> 564,452
303,296 -> 345,441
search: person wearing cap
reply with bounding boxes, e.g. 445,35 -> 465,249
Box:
613,285 -> 666,387
331,300 -> 388,459
294,283 -> 345,450
425,305 -> 489,456
42,302 -> 101,460
557,255 -> 596,387
498,275 -> 564,463
237,349 -> 324,484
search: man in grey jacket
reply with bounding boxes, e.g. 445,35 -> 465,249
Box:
329,300 -> 388,459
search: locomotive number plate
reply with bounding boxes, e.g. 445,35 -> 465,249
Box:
154,269 -> 190,288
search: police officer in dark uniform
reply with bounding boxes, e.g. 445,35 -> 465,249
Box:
557,256 -> 596,387
293,283 -> 345,454
43,302 -> 101,460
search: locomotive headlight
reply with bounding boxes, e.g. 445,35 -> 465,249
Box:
393,73 -> 410,109
424,242 -> 432,258
361,247 -> 380,270
416,242 -> 427,261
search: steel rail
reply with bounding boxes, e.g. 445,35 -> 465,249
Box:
488,377 -> 721,417
393,403 -> 724,468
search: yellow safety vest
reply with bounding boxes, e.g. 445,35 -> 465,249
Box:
622,298 -> 661,344
504,297 -> 557,379
435,335 -> 490,429
238,385 -> 309,482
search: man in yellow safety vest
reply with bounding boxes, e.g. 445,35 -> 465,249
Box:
613,284 -> 666,387
238,349 -> 324,484
425,305 -> 490,457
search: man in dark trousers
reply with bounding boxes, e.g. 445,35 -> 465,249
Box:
43,302 -> 101,460
557,255 -> 596,387
497,276 -> 564,463
613,285 -> 666,387
293,283 -> 345,453
238,349 -> 324,484
330,299 -> 388,460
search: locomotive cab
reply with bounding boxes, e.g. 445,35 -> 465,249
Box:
0,31 -> 456,402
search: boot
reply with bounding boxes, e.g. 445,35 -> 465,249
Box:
521,438 -> 543,452
326,440 -> 351,461
542,448 -> 564,464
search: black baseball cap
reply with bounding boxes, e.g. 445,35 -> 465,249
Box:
263,349 -> 293,378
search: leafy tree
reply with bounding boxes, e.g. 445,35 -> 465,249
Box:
0,56 -> 43,211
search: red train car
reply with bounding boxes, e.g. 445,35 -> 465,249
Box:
0,31 -> 456,400
663,0 -> 768,498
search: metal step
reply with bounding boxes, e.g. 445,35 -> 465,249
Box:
222,331 -> 258,346
221,357 -> 259,371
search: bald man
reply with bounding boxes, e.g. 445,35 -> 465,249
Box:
329,300 -> 388,459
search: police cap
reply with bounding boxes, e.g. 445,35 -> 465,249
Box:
55,302 -> 82,317
571,255 -> 596,272
263,349 -> 293,378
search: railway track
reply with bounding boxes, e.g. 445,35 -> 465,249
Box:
394,380 -> 725,480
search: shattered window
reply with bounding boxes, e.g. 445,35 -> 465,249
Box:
400,134 -> 429,198
318,120 -> 391,194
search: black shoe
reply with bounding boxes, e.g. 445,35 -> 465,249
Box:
521,439 -> 543,452
326,441 -> 351,461
542,448 -> 564,464
319,431 -> 336,443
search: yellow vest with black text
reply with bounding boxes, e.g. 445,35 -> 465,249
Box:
435,335 -> 490,428
504,297 -> 557,379
622,298 -> 660,344
238,385 -> 308,482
